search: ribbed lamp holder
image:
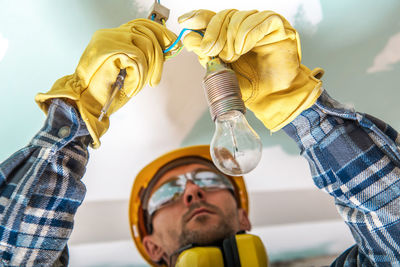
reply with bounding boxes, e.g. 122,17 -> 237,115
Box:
202,58 -> 246,121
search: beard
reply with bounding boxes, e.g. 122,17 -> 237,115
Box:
178,201 -> 237,247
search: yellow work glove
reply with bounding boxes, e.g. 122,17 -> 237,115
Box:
178,9 -> 324,131
35,19 -> 180,148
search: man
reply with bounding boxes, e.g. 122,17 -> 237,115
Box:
0,8 -> 399,267
129,145 -> 252,266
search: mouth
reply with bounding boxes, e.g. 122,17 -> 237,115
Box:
187,208 -> 214,222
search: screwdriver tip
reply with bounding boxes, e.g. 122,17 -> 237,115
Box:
98,112 -> 105,122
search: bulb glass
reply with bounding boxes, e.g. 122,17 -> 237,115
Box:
210,110 -> 262,176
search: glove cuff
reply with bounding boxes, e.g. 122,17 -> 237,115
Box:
249,66 -> 324,132
35,75 -> 107,149
269,79 -> 323,132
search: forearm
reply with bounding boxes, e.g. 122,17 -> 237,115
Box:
282,90 -> 400,266
0,99 -> 90,266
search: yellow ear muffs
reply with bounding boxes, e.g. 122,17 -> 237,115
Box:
174,233 -> 268,267
175,247 -> 224,267
234,234 -> 268,267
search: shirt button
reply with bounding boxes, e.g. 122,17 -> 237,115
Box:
58,126 -> 71,138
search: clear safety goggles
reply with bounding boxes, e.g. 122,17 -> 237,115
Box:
147,169 -> 235,216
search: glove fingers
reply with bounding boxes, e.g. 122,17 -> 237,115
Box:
219,10 -> 258,62
233,11 -> 276,55
118,41 -> 150,98
181,32 -> 211,67
200,9 -> 237,57
178,9 -> 216,30
75,28 -> 146,91
198,55 -> 212,67
182,31 -> 204,54
80,19 -> 177,99
179,9 -> 240,62
127,19 -> 180,87
234,11 -> 296,56
129,25 -> 164,88
125,19 -> 178,49
254,15 -> 301,62
89,54 -> 143,108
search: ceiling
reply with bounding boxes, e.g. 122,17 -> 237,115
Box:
1,0 -> 400,265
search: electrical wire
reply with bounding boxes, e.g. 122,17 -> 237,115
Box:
163,28 -> 204,54
164,45 -> 184,59
148,0 -> 204,59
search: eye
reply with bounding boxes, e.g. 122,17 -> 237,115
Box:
148,178 -> 185,214
169,191 -> 183,202
157,177 -> 181,188
157,192 -> 182,210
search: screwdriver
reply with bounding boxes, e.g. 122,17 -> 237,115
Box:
98,1 -> 170,122
98,68 -> 127,121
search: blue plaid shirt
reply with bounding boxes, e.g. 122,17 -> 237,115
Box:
283,91 -> 400,266
0,92 -> 399,266
0,99 -> 90,266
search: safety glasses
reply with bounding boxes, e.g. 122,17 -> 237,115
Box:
147,168 -> 235,216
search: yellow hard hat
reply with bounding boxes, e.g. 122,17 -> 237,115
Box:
128,145 -> 249,266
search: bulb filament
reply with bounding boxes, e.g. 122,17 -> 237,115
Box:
228,121 -> 239,159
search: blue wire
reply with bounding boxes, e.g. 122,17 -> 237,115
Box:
151,13 -> 155,21
163,28 -> 204,53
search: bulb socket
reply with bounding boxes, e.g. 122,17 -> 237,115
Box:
203,58 -> 246,121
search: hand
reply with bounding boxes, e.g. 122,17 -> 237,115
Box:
35,19 -> 179,148
178,9 -> 324,131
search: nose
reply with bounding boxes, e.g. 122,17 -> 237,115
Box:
182,181 -> 205,206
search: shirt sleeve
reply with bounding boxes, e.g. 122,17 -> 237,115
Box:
282,91 -> 400,266
0,99 -> 91,266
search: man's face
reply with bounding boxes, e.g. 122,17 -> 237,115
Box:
142,163 -> 251,264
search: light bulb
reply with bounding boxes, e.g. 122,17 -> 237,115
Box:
203,58 -> 262,176
211,110 -> 262,176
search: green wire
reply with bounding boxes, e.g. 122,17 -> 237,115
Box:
165,45 -> 185,59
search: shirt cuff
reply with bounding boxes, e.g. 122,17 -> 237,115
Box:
282,90 -> 354,151
282,90 -> 400,165
30,98 -> 91,151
